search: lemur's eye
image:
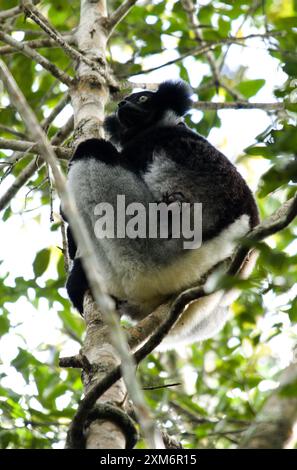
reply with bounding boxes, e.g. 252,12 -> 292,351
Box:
138,95 -> 148,103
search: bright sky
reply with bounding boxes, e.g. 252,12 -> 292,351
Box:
0,13 -> 297,434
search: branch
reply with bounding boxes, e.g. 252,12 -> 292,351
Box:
0,117 -> 73,212
0,6 -> 22,21
67,191 -> 297,444
42,93 -> 70,132
122,33 -> 279,78
22,3 -> 89,64
0,125 -> 27,139
123,43 -> 218,77
0,35 -> 75,55
107,0 -> 138,36
181,0 -> 243,100
239,362 -> 297,448
0,30 -> 73,86
192,101 -> 284,111
0,0 -> 40,21
0,93 -> 70,169
0,139 -> 71,159
22,2 -> 116,88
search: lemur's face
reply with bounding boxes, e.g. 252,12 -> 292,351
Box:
116,91 -> 155,129
104,80 -> 192,145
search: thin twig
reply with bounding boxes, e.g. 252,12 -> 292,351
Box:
122,33 -> 279,78
0,117 -> 73,212
143,383 -> 181,391
0,6 -> 22,21
218,0 -> 264,75
0,94 -> 70,168
0,125 -> 27,139
0,138 -> 71,159
0,30 -> 73,86
60,217 -> 70,274
42,93 -> 70,131
22,2 -> 116,87
107,0 -> 138,36
181,0 -> 243,100
0,0 -> 39,20
192,101 -> 284,111
0,35 -> 75,55
23,3 -> 91,64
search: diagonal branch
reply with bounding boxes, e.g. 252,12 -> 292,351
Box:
0,117 -> 73,212
0,6 -> 22,21
122,33 -> 280,78
0,30 -> 73,86
0,0 -> 40,20
22,1 -> 117,87
0,125 -> 27,139
0,93 -> 70,170
122,43 -> 219,77
42,93 -> 70,132
107,0 -> 138,36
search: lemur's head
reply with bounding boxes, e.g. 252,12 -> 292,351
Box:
104,80 -> 192,145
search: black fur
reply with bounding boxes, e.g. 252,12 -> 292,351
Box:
103,115 -> 122,145
60,207 -> 77,260
66,226 -> 77,260
153,80 -> 192,116
66,258 -> 88,314
119,124 -> 260,236
70,138 -> 119,165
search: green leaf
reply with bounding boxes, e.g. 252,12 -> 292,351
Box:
0,311 -> 9,335
236,79 -> 266,98
33,249 -> 51,278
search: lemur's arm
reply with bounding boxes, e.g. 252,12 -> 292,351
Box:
70,138 -> 120,164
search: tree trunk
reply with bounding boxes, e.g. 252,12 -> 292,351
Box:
69,0 -> 127,449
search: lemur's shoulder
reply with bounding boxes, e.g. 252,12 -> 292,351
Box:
70,138 -> 119,166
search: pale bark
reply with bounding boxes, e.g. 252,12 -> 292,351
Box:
83,295 -> 127,449
71,0 -> 109,143
68,0 -> 127,450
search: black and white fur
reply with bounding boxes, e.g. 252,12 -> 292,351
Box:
63,81 -> 259,348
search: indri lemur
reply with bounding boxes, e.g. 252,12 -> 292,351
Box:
63,81 -> 259,348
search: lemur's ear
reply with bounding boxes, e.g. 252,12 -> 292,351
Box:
104,114 -> 122,144
154,80 -> 192,116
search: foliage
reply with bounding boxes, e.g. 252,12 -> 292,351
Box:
0,0 -> 297,449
